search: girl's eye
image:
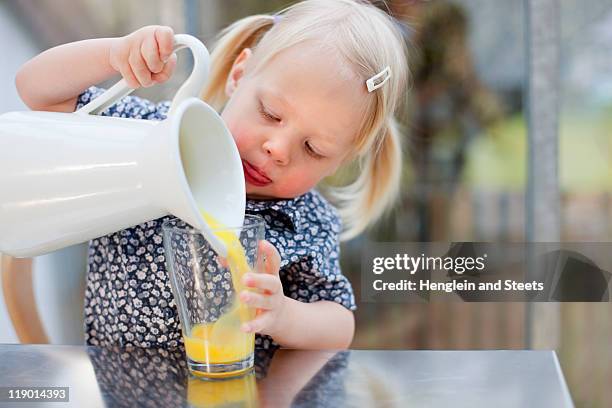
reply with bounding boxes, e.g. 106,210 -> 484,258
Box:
258,101 -> 281,122
305,141 -> 324,159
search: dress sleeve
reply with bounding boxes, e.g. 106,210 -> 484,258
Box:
75,86 -> 171,120
280,225 -> 357,312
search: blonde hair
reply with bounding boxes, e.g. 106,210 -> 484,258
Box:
202,0 -> 408,241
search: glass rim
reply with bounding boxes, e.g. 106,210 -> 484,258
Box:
161,213 -> 265,235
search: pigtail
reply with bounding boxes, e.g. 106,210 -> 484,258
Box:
331,117 -> 403,241
201,15 -> 275,110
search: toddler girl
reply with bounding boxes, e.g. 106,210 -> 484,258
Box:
15,0 -> 408,350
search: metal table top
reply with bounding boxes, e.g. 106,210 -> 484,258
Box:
0,345 -> 574,407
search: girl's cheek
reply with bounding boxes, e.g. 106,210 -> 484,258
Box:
275,172 -> 318,197
222,108 -> 247,146
226,122 -> 251,152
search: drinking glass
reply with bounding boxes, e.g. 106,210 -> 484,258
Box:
162,215 -> 265,379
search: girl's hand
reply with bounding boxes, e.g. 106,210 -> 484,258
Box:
109,25 -> 177,89
239,240 -> 287,336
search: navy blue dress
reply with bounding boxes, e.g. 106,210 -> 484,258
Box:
76,87 -> 356,351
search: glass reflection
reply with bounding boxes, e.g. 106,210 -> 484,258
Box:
87,346 -> 349,408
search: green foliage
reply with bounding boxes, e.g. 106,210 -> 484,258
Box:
463,112 -> 612,192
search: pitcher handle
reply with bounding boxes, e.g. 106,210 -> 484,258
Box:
76,34 -> 210,116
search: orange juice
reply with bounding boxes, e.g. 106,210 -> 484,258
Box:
183,211 -> 255,367
184,322 -> 254,364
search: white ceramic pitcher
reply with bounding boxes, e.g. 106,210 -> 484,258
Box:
0,34 -> 245,258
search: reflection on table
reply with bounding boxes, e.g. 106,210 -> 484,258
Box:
0,345 -> 574,407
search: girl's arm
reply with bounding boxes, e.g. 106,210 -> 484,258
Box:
15,26 -> 177,113
241,241 -> 355,349
270,299 -> 355,349
16,38 -> 118,112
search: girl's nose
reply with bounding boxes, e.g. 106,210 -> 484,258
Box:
262,137 -> 290,166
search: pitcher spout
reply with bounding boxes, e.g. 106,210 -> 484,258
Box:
146,98 -> 245,257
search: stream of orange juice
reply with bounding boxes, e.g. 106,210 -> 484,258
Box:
183,211 -> 255,367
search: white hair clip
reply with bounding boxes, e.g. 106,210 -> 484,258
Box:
366,66 -> 391,92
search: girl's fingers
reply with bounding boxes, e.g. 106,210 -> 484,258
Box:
117,61 -> 140,89
255,241 -> 267,273
217,255 -> 229,269
239,290 -> 275,310
242,272 -> 282,294
128,47 -> 153,87
151,53 -> 176,84
141,33 -> 164,73
241,312 -> 273,334
155,26 -> 175,62
258,240 -> 281,275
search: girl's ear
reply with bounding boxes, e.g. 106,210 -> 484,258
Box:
225,48 -> 253,97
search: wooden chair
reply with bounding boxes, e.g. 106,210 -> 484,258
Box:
1,254 -> 49,343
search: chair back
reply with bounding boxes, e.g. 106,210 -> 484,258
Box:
1,254 -> 48,343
